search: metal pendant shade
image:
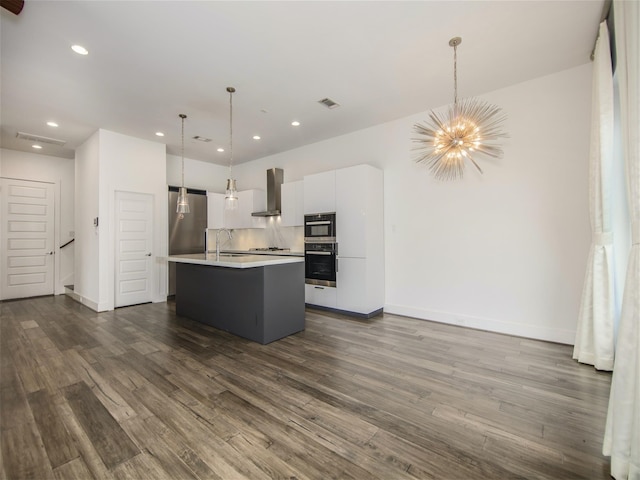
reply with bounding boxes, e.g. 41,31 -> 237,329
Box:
413,37 -> 507,181
176,114 -> 190,215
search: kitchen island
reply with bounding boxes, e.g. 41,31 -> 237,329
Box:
167,253 -> 305,344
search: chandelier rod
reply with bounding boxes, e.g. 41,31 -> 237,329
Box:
449,36 -> 461,107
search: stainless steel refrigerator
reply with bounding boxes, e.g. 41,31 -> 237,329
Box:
168,186 -> 208,296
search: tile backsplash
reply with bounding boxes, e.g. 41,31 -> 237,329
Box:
207,222 -> 304,253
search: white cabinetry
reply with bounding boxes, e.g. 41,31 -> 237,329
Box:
335,165 -> 383,315
304,164 -> 384,317
336,257 -> 368,313
305,284 -> 337,308
336,165 -> 369,258
207,192 -> 224,229
224,189 -> 266,229
304,170 -> 335,214
207,189 -> 266,230
281,180 -> 304,227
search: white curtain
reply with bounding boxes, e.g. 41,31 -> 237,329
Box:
603,1 -> 640,479
573,20 -> 615,371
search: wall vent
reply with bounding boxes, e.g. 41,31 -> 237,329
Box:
318,97 -> 340,109
16,131 -> 66,146
192,136 -> 212,142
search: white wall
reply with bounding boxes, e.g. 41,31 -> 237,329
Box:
166,154 -> 228,192
0,148 -> 75,294
75,129 -> 167,311
231,64 -> 593,344
75,132 -> 100,309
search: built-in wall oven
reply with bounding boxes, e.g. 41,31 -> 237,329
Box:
304,212 -> 337,287
304,212 -> 336,242
305,242 -> 337,287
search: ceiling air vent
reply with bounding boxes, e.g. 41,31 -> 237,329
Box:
318,97 -> 340,109
16,132 -> 66,146
192,136 -> 212,142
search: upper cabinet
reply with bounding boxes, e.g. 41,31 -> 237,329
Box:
304,170 -> 336,214
336,164 -> 383,258
281,180 -> 304,227
207,189 -> 266,229
225,189 -> 266,229
207,192 -> 224,230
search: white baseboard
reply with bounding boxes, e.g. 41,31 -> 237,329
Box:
65,288 -> 102,312
384,303 -> 575,345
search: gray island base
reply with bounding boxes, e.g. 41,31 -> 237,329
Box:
175,260 -> 305,344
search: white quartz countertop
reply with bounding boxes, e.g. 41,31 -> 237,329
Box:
167,253 -> 304,269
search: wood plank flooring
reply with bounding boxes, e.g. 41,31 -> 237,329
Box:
1,295 -> 612,479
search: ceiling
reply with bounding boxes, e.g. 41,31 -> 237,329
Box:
1,1 -> 604,166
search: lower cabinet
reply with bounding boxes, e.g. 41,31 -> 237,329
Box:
305,284 -> 336,308
336,256 -> 368,314
305,257 -> 383,316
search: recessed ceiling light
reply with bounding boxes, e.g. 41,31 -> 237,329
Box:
155,132 -> 165,137
291,121 -> 300,127
217,148 -> 224,152
32,145 -> 43,149
46,121 -> 59,127
71,45 -> 88,55
253,135 -> 261,140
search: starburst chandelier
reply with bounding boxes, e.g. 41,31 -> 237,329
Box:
413,37 -> 507,181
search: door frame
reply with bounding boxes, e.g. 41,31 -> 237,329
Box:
113,190 -> 154,308
0,176 -> 62,298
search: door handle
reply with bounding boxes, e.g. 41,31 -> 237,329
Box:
47,251 -> 54,255
145,253 -> 152,256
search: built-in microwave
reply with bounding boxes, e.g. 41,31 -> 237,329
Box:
304,213 -> 336,243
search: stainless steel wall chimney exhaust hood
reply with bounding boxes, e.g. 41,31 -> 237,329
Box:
252,168 -> 283,217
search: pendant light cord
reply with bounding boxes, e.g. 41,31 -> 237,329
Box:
181,114 -> 185,188
228,88 -> 234,177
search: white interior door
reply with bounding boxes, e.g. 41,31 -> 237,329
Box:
115,191 -> 153,308
0,178 -> 55,300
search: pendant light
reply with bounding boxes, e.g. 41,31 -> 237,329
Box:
412,37 -> 507,181
176,113 -> 190,217
224,87 -> 239,211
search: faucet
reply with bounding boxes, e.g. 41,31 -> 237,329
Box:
215,228 -> 232,260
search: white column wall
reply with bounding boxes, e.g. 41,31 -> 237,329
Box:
74,129 -> 167,311
232,63 -> 592,344
98,130 -> 168,311
74,133 -> 100,309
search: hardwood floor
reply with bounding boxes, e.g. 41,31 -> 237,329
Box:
1,295 -> 612,479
